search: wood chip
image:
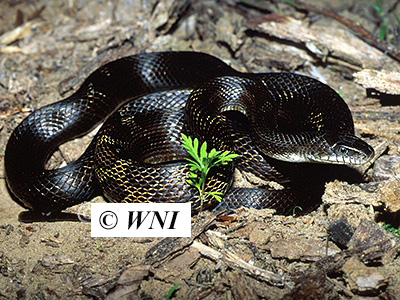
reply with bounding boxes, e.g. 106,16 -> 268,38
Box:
0,20 -> 42,45
353,69 -> 400,94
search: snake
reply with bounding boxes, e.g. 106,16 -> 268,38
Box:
4,51 -> 374,215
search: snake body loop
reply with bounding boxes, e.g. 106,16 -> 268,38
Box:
5,52 -> 374,214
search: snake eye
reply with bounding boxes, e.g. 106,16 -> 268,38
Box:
333,143 -> 358,158
337,145 -> 349,156
331,135 -> 374,164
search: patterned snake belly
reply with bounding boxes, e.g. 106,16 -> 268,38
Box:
4,52 -> 374,215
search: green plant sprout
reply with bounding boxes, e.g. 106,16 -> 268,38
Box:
181,133 -> 238,207
382,222 -> 400,239
283,0 -> 302,10
292,205 -> 303,216
363,0 -> 400,42
367,0 -> 387,40
165,283 -> 180,300
96,242 -> 104,252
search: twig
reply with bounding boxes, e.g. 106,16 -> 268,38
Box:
192,240 -> 285,286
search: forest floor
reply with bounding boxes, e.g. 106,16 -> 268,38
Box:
0,0 -> 400,299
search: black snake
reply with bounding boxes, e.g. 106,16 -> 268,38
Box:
5,52 -> 374,215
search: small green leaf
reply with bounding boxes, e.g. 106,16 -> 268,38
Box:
188,173 -> 198,179
292,206 -> 303,215
165,283 -> 180,300
226,153 -> 239,159
205,191 -> 223,202
208,149 -> 221,160
209,148 -> 217,157
96,242 -> 104,252
193,137 -> 199,153
185,158 -> 201,167
200,141 -> 208,159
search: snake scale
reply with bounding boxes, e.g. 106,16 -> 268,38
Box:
5,52 -> 374,215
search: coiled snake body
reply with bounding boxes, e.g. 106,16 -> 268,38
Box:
5,52 -> 374,215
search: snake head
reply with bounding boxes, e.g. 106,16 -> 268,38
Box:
316,133 -> 375,165
255,131 -> 374,166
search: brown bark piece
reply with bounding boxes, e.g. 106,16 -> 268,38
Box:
354,69 -> 400,95
153,246 -> 201,282
267,238 -> 340,262
247,14 -> 400,71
